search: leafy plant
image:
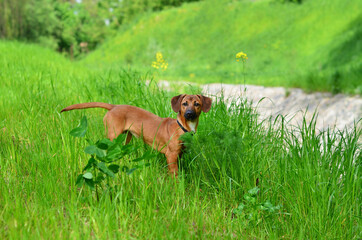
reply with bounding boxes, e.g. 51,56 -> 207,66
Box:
233,187 -> 282,226
70,116 -> 155,201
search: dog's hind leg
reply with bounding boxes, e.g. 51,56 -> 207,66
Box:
125,131 -> 133,144
103,112 -> 124,141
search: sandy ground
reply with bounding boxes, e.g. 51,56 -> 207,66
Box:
202,83 -> 362,132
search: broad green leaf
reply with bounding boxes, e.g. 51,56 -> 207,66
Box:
70,116 -> 87,137
85,145 -> 106,158
121,166 -> 130,172
106,146 -> 124,160
83,172 -> 93,179
95,175 -> 105,184
97,162 -> 115,178
238,203 -> 245,210
97,142 -> 109,150
260,205 -> 267,211
83,157 -> 97,171
233,203 -> 245,215
263,200 -> 273,209
261,200 -> 281,213
120,144 -> 134,155
248,187 -> 260,196
96,138 -> 113,150
244,194 -> 256,204
75,174 -> 84,187
85,179 -> 95,190
106,144 -> 133,161
108,164 -> 120,174
113,134 -> 127,145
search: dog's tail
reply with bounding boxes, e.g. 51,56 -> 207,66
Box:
61,102 -> 115,113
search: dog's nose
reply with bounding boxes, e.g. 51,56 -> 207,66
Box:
184,110 -> 196,120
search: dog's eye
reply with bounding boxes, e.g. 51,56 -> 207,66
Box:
182,102 -> 188,106
194,102 -> 200,107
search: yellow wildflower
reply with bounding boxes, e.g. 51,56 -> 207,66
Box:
152,52 -> 168,71
236,51 -> 248,62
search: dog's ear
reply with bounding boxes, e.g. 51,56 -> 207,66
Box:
198,95 -> 212,113
171,94 -> 186,113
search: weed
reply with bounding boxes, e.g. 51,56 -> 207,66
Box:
233,187 -> 282,227
70,116 -> 155,201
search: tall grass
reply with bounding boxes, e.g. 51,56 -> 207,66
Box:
0,41 -> 360,238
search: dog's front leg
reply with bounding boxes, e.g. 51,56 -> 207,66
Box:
165,151 -> 179,177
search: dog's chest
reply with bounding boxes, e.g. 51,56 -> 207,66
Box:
187,121 -> 197,132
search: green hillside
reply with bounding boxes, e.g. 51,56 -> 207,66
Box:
83,0 -> 362,94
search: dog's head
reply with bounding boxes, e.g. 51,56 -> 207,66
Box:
171,94 -> 212,121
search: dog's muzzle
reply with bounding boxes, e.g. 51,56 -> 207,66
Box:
184,110 -> 196,120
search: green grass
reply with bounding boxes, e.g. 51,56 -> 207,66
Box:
1,40 -> 361,239
82,0 -> 362,94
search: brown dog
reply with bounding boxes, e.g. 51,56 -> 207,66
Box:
61,94 -> 212,176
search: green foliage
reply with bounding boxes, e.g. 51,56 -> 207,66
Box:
23,0 -> 59,45
0,0 -> 109,56
233,187 -> 282,227
70,116 -> 154,200
180,97 -> 263,189
53,1 -> 109,56
0,0 -> 199,57
69,116 -> 88,137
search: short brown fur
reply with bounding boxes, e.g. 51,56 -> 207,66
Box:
61,95 -> 212,176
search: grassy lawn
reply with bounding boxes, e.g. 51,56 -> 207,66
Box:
83,0 -> 362,94
0,40 -> 360,239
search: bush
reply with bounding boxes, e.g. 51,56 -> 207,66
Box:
0,0 -> 200,57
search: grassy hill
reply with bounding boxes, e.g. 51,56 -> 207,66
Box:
83,0 -> 362,94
